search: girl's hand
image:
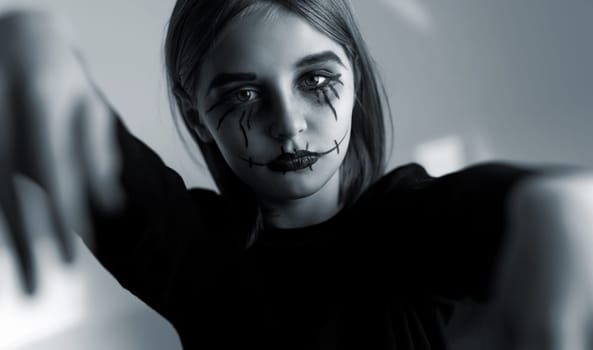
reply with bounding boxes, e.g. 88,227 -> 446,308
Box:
0,11 -> 123,294
486,172 -> 593,349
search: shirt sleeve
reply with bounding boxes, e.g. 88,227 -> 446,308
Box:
371,162 -> 538,302
87,113 -> 231,322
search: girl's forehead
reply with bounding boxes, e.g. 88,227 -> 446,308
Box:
206,5 -> 299,57
197,6 -> 350,91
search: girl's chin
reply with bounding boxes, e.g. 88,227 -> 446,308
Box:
258,183 -> 323,201
254,172 -> 338,202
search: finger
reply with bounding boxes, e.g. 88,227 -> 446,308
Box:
0,78 -> 37,294
0,175 -> 37,295
11,78 -> 74,263
80,89 -> 124,215
46,105 -> 94,249
54,99 -> 94,244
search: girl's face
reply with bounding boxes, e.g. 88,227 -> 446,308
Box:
195,7 -> 355,203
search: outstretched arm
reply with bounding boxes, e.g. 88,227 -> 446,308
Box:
486,171 -> 593,349
0,12 -> 228,324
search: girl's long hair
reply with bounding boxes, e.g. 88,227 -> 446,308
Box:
164,0 -> 391,247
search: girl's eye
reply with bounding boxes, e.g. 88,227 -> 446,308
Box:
298,72 -> 340,91
301,75 -> 329,89
225,89 -> 260,105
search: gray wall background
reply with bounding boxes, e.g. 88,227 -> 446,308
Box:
0,0 -> 591,349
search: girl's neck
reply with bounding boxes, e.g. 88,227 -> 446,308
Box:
260,172 -> 342,230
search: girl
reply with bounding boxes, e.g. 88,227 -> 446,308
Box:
1,1 -> 593,349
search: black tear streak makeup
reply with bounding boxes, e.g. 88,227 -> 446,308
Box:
207,100 -> 225,113
334,140 -> 340,154
322,90 -> 338,121
217,106 -> 237,130
246,105 -> 253,130
239,112 -> 249,149
329,85 -> 340,99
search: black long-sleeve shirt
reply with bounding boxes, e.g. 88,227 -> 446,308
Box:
90,119 -> 535,349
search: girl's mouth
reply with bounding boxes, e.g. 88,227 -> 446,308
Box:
239,131 -> 348,170
267,150 -> 320,172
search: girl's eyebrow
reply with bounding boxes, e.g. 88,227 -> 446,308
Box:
205,51 -> 343,96
207,72 -> 258,95
295,51 -> 346,69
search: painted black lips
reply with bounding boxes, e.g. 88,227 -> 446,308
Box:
267,150 -> 320,172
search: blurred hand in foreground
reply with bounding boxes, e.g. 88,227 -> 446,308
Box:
486,173 -> 593,349
0,11 -> 123,294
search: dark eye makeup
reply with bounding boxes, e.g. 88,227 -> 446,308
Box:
223,88 -> 261,106
206,69 -> 345,126
297,71 -> 343,92
302,71 -> 344,121
206,87 -> 260,114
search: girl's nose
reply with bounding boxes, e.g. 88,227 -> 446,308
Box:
268,94 -> 307,141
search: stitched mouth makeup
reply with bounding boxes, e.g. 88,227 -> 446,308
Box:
239,130 -> 348,174
267,150 -> 320,172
